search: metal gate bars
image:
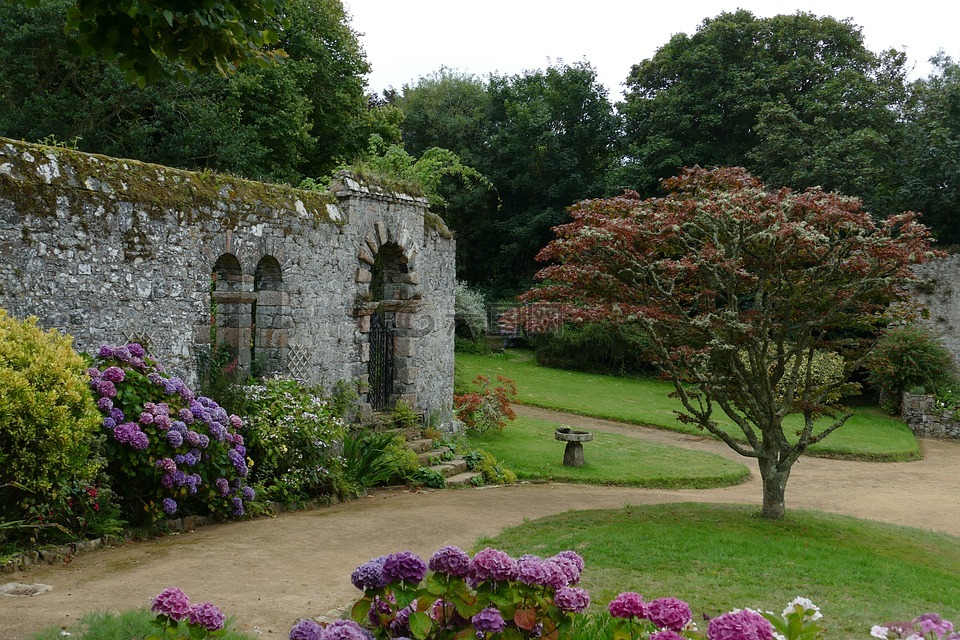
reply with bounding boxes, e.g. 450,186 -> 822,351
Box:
368,312 -> 394,410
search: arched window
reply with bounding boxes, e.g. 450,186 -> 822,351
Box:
209,253 -> 250,378
253,256 -> 287,377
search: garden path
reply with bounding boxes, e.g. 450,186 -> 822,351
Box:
3,405 -> 960,639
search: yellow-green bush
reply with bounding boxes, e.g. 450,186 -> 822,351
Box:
0,310 -> 102,525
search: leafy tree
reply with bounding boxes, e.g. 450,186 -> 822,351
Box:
519,167 -> 937,519
396,63 -> 620,297
479,62 -> 621,296
619,10 -> 908,212
395,68 -> 492,165
0,0 -> 370,183
896,55 -> 960,245
47,0 -> 288,85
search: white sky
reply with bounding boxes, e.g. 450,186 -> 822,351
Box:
343,1 -> 960,100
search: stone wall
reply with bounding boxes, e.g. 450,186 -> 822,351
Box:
0,137 -> 456,420
911,254 -> 960,363
901,392 -> 960,439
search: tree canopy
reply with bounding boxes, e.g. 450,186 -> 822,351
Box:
519,167 -> 937,518
1,0 -> 373,183
47,0 -> 288,85
619,10 -> 907,214
896,54 -> 960,245
395,63 -> 620,298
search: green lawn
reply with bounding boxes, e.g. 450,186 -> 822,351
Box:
478,503 -> 960,639
469,415 -> 749,488
458,351 -> 920,461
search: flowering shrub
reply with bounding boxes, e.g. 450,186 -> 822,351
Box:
89,344 -> 254,524
0,310 -> 123,544
340,547 -> 833,640
348,546 -> 587,639
243,377 -> 348,503
454,375 -> 518,434
872,613 -> 957,640
149,587 -> 226,638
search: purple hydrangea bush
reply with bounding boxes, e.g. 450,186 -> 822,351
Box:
346,546 -> 587,639
89,343 -> 254,524
149,587 -> 226,638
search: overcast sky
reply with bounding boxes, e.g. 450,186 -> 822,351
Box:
343,1 -> 960,100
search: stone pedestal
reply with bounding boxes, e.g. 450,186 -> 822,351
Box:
555,427 -> 593,467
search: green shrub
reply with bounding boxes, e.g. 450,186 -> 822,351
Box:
866,326 -> 957,411
390,399 -> 421,430
341,430 -> 418,495
0,310 -> 117,544
464,448 -> 517,485
244,377 -> 347,504
413,467 -> 446,488
531,322 -> 658,375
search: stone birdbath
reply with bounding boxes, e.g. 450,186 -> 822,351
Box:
555,426 -> 593,467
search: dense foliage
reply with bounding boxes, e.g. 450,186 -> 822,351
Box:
0,0 -> 372,183
0,310 -> 119,544
618,10 -> 907,213
519,167 -> 937,518
395,63 -> 620,297
56,0 -> 287,85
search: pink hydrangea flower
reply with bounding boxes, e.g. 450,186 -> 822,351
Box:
151,587 -> 190,621
648,597 -> 692,631
708,608 -> 775,640
609,592 -> 647,619
187,601 -> 226,631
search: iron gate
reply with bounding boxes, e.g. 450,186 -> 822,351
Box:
368,312 -> 394,410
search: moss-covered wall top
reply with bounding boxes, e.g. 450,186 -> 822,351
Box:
0,137 -> 455,420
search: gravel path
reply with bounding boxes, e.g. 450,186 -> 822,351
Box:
3,405 -> 959,639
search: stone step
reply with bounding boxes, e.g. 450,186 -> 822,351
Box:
445,471 -> 483,487
416,446 -> 455,466
407,438 -> 436,454
429,458 -> 468,478
377,426 -> 423,442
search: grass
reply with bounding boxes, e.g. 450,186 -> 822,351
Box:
477,503 -> 960,639
31,609 -> 257,640
457,351 -> 921,461
468,414 -> 749,488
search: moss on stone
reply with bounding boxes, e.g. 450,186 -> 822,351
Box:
0,137 -> 340,228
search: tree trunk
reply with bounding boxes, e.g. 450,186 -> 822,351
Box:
757,456 -> 791,519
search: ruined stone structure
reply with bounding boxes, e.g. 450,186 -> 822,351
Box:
0,138 -> 456,420
901,392 -> 960,440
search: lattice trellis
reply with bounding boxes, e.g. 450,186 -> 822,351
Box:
125,329 -> 156,351
287,344 -> 310,381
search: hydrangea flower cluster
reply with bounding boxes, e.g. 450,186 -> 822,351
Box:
348,546 -> 588,639
873,613 -> 959,640
88,343 -> 255,523
150,587 -> 226,637
290,618 -> 373,640
708,608 -> 775,640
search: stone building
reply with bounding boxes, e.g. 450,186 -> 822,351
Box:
0,137 -> 456,421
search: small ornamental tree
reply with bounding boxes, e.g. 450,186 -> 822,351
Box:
520,166 -> 938,519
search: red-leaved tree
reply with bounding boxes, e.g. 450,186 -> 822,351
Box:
520,166 -> 938,518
